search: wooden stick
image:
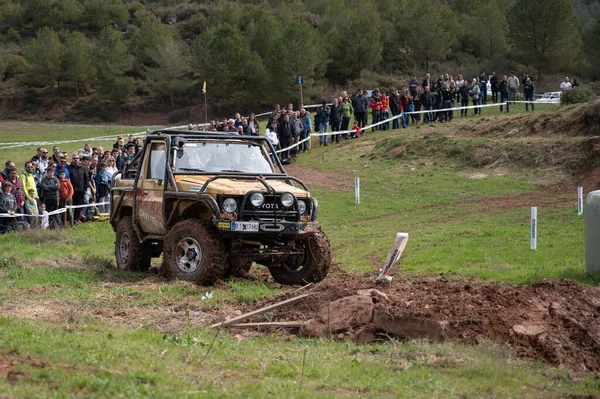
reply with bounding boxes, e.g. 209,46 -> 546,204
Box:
225,321 -> 304,329
290,282 -> 313,295
210,293 -> 309,328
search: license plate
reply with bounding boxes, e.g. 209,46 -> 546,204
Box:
231,221 -> 259,232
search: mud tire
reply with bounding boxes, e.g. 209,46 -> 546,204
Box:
163,219 -> 227,285
268,228 -> 332,285
115,216 -> 151,272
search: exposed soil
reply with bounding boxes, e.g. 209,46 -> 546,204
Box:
240,271 -> 600,372
285,165 -> 350,191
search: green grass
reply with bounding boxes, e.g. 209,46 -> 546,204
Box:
0,109 -> 597,398
2,317 -> 598,398
0,122 -> 147,167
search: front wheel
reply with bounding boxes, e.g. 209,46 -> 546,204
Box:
162,220 -> 227,285
115,216 -> 151,271
268,229 -> 332,285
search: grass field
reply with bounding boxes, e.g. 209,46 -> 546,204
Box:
2,104 -> 600,398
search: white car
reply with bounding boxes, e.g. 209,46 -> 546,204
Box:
536,91 -> 561,104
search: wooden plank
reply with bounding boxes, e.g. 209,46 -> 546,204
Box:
210,293 -> 309,328
290,282 -> 313,295
226,321 -> 304,329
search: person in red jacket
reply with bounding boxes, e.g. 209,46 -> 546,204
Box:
380,92 -> 390,131
369,89 -> 382,132
58,170 -> 74,226
351,120 -> 361,138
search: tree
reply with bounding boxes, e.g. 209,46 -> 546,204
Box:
404,0 -> 457,70
193,24 -> 267,111
461,0 -> 508,58
23,27 -> 63,89
507,0 -> 581,81
22,0 -> 82,31
582,20 -> 600,77
93,27 -> 134,103
130,18 -> 173,67
320,0 -> 383,82
61,30 -> 94,98
146,35 -> 192,109
263,18 -> 327,101
81,0 -> 129,31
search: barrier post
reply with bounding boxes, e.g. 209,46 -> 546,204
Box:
531,207 -> 537,250
578,187 -> 583,215
355,177 -> 360,204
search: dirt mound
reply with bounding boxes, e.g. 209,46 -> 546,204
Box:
241,274 -> 600,371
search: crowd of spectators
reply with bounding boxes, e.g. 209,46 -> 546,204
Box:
0,134 -> 141,234
0,71 -> 573,234
350,71 -> 545,131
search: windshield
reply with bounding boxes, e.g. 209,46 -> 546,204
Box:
174,141 -> 276,174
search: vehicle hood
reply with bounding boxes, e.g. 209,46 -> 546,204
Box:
176,175 -> 310,198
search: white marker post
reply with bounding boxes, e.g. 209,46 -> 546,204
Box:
377,233 -> 409,282
531,207 -> 537,250
578,187 -> 584,216
355,177 -> 360,205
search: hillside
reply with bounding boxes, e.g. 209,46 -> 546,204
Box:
0,0 -> 595,121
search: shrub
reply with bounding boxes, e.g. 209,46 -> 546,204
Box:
561,87 -> 596,105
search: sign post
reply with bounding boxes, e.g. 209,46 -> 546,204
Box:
202,81 -> 208,124
377,233 -> 409,282
297,76 -> 304,110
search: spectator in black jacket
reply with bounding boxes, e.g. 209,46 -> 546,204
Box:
277,114 -> 294,161
329,98 -> 342,143
459,83 -> 470,116
523,78 -> 535,112
352,89 -> 368,128
421,86 -> 435,123
390,89 -> 401,129
498,75 -> 510,113
422,73 -> 433,91
490,72 -> 499,103
67,153 -> 89,221
40,166 -> 60,226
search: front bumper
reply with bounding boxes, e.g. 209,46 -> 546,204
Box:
213,219 -> 318,237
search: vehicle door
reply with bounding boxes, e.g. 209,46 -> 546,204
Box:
136,141 -> 167,235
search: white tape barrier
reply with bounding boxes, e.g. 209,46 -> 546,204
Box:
0,122 -> 214,151
0,99 -> 556,152
273,100 -> 560,155
0,201 -> 109,218
0,100 -> 332,150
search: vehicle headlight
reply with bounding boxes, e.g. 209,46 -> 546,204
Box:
297,200 -> 307,214
280,193 -> 294,208
250,192 -> 264,207
222,198 -> 237,213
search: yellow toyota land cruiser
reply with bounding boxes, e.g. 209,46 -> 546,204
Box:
110,129 -> 332,285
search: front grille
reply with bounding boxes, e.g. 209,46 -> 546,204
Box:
242,195 -> 298,221
217,193 -> 299,222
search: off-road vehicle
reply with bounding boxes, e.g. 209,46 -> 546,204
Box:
110,129 -> 332,285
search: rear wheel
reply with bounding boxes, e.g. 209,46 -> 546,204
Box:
268,229 -> 332,285
115,216 -> 151,271
163,220 -> 227,285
